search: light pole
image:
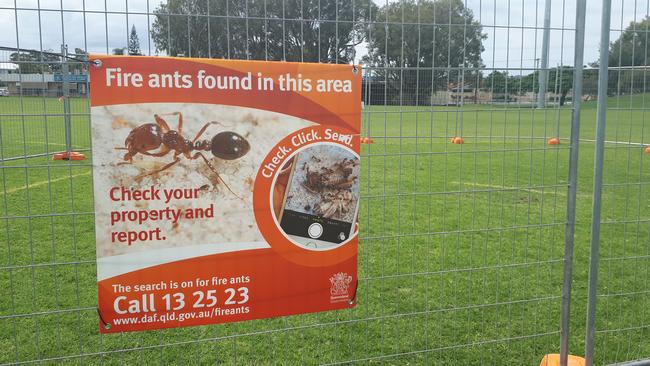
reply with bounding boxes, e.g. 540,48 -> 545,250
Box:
537,0 -> 552,108
535,58 -> 540,105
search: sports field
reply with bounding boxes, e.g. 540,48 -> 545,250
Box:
0,96 -> 648,365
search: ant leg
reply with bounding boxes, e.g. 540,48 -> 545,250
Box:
191,121 -> 222,143
171,112 -> 183,134
117,151 -> 135,166
140,145 -> 171,157
192,123 -> 212,143
157,112 -> 184,133
191,152 -> 240,198
142,157 -> 181,177
154,114 -> 171,132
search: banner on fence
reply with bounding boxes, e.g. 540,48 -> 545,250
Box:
90,55 -> 361,333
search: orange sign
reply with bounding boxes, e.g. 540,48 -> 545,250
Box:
90,55 -> 361,333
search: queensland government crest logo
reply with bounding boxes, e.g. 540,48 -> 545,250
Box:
329,272 -> 353,303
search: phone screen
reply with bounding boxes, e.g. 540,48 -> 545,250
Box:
278,145 -> 360,250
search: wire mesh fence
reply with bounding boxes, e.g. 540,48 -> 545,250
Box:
0,46 -> 90,162
0,0 -> 647,365
584,1 -> 650,365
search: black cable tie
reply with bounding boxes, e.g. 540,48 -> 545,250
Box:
350,45 -> 358,74
96,308 -> 111,330
348,279 -> 359,306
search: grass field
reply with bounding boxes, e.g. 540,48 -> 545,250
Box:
0,95 -> 649,365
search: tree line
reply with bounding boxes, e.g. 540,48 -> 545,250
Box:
7,0 -> 650,105
149,0 -> 484,105
8,25 -> 142,74
148,1 -> 650,104
479,15 -> 650,105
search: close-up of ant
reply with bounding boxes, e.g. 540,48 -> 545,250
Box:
117,112 -> 250,195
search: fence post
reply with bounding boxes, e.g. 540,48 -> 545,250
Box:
560,0 -> 586,365
61,44 -> 72,154
585,0 -> 612,364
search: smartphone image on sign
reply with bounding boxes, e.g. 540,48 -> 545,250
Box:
278,144 -> 360,250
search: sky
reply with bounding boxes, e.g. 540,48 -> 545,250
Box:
0,0 -> 646,74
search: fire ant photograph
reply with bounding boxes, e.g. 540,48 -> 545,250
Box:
91,102 -> 313,257
274,144 -> 360,250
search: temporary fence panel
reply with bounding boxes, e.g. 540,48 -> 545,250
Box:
585,0 -> 650,365
0,0 -> 586,365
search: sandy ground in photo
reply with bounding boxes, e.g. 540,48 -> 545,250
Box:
92,103 -> 313,258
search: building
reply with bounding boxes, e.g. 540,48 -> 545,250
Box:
0,72 -> 87,97
431,83 -> 486,105
0,62 -> 19,75
430,82 -> 569,106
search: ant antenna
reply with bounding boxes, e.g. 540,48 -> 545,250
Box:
214,172 -> 244,201
208,120 -> 235,128
194,152 -> 244,201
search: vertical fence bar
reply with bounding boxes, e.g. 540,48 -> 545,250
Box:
0,0 -> 587,364
585,0 -> 612,364
560,0 -> 587,365
61,44 -> 72,154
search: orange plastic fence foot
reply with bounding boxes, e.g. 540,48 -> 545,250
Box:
53,151 -> 86,161
539,354 -> 586,366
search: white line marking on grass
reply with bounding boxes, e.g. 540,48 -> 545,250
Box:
580,139 -> 648,146
451,181 -> 553,195
450,181 -> 592,198
24,141 -> 68,146
2,171 -> 91,195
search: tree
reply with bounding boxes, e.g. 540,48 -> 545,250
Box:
7,47 -> 89,77
9,52 -> 45,74
483,71 -> 512,94
363,0 -> 485,105
609,17 -> 650,67
128,25 -> 142,55
112,48 -> 126,55
56,48 -> 89,73
520,66 -> 574,106
606,17 -> 650,94
9,49 -> 61,74
73,48 -> 88,59
150,0 -> 376,62
582,64 -> 600,98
